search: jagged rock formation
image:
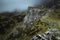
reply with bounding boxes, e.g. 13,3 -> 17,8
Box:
32,5 -> 60,40
5,7 -> 49,40
24,7 -> 47,28
0,5 -> 60,40
32,28 -> 60,40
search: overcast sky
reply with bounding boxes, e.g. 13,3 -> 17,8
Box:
0,0 -> 43,12
0,0 -> 53,12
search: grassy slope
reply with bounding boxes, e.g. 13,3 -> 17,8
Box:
18,14 -> 50,40
14,9 -> 60,40
47,9 -> 60,31
1,9 -> 60,40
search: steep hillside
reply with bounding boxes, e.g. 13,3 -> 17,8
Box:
0,7 -> 60,40
0,12 -> 26,40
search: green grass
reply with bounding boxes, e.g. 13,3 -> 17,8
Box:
47,10 -> 60,31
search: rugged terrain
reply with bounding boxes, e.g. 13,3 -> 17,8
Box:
0,6 -> 60,40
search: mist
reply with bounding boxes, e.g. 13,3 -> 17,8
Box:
0,0 -> 54,12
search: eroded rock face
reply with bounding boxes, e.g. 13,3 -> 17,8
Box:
32,28 -> 60,40
32,21 -> 60,40
24,7 -> 47,26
